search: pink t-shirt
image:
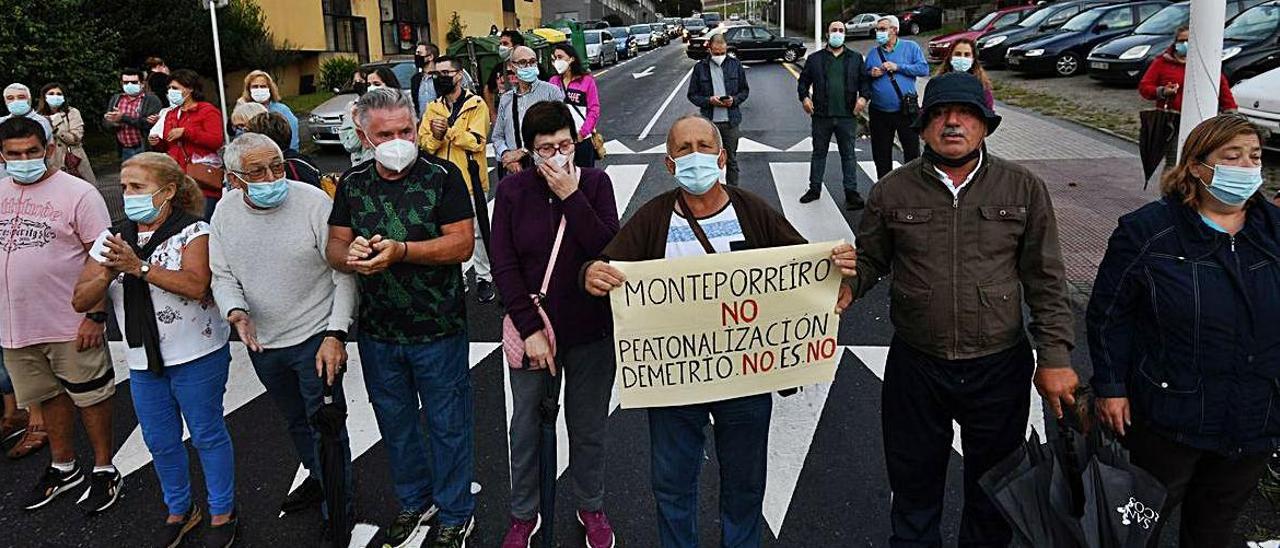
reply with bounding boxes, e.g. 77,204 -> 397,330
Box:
0,170 -> 111,348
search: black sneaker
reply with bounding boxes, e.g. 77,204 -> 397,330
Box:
280,476 -> 324,514
204,512 -> 238,548
799,188 -> 822,204
429,516 -> 475,548
23,465 -> 85,510
476,279 -> 496,304
845,192 -> 865,211
155,504 -> 203,548
77,468 -> 123,514
384,505 -> 438,548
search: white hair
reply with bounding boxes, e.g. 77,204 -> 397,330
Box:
224,132 -> 282,174
878,15 -> 900,31
4,83 -> 30,97
354,87 -> 414,128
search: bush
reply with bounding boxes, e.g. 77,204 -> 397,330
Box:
446,12 -> 467,45
320,56 -> 360,93
0,0 -> 122,123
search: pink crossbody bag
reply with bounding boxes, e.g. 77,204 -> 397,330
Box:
502,216 -> 568,368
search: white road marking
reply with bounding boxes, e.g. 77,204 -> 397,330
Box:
603,140 -> 635,155
735,138 -> 780,153
769,162 -> 855,246
632,66 -> 656,79
639,143 -> 667,154
858,160 -> 898,183
603,164 -> 647,218
637,66 -> 696,141
786,137 -> 859,153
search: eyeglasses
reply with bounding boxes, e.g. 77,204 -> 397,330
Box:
532,141 -> 575,158
233,161 -> 286,181
511,58 -> 539,68
427,69 -> 460,78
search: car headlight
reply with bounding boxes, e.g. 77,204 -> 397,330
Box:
307,114 -> 322,124
1118,44 -> 1151,60
1222,46 -> 1242,61
1024,49 -> 1045,57
932,41 -> 950,49
983,35 -> 1007,47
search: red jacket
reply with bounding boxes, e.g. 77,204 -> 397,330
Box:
1139,52 -> 1237,112
152,101 -> 225,198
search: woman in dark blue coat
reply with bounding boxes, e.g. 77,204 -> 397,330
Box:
1088,114 -> 1272,547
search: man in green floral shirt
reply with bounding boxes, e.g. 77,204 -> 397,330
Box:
326,88 -> 476,548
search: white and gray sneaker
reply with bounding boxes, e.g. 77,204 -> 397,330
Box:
23,466 -> 85,510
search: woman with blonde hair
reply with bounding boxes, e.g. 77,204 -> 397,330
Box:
934,38 -> 993,110
72,152 -> 235,548
1088,114 -> 1270,547
239,70 -> 300,150
230,102 -> 268,138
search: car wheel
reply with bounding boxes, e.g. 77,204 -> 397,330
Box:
783,48 -> 798,63
909,22 -> 921,35
1055,52 -> 1081,77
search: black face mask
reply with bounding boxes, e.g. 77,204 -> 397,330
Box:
433,74 -> 457,97
924,144 -> 982,168
353,82 -> 369,96
414,55 -> 429,69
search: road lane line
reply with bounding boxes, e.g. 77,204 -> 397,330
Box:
637,65 -> 695,141
782,62 -> 801,79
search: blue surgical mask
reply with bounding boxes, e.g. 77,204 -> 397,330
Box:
671,152 -> 721,196
876,31 -> 891,45
828,32 -> 845,48
167,89 -> 185,107
45,94 -> 64,109
1201,162 -> 1264,207
6,99 -> 31,117
246,178 -> 290,209
950,56 -> 974,73
123,83 -> 142,96
516,66 -> 540,83
124,190 -> 167,223
1174,41 -> 1188,56
4,158 -> 47,184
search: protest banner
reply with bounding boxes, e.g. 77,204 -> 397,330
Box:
609,241 -> 844,408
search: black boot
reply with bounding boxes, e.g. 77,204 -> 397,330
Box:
845,192 -> 865,211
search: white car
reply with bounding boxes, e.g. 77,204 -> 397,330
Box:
630,24 -> 655,49
847,13 -> 882,38
585,30 -> 619,67
1233,66 -> 1280,150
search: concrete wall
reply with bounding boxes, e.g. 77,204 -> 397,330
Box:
429,0 -> 543,49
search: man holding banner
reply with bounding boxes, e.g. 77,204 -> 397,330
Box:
583,114 -> 856,548
850,72 -> 1079,547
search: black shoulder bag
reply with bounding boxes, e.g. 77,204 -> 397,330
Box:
878,47 -> 919,121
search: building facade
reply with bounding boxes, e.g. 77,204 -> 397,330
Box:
541,0 -> 659,26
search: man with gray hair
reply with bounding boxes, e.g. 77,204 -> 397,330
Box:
687,33 -> 748,186
209,132 -> 358,533
1,83 -> 53,140
325,88 -> 478,548
865,14 -> 928,179
492,45 -> 565,178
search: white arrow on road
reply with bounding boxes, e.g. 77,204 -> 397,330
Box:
632,66 -> 656,79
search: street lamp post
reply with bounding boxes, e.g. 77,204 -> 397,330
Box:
781,0 -> 786,37
1177,0 -> 1227,156
814,0 -> 821,51
201,0 -> 230,144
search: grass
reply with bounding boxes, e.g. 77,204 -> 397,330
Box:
281,91 -> 336,117
990,78 -> 1140,141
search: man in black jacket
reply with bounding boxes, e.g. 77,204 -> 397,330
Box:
686,33 -> 749,186
797,20 -> 871,209
410,42 -> 438,119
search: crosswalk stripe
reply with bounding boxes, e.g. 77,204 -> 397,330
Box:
604,164 -> 646,219
769,162 -> 855,245
736,138 -> 780,153
604,140 -> 635,155
857,160 -> 898,184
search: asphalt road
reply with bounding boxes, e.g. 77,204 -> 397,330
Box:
0,39 -> 1197,548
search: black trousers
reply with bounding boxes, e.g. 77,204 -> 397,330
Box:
882,336 -> 1034,548
869,107 -> 921,180
1124,420 -> 1269,548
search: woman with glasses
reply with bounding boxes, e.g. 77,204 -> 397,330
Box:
548,43 -> 602,168
72,152 -> 235,548
490,101 -> 620,548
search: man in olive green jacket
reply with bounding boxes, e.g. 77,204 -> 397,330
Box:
850,72 -> 1079,547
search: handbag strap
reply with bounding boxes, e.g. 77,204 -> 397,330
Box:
878,47 -> 909,104
511,91 -> 523,149
538,215 -> 568,297
676,192 -> 717,255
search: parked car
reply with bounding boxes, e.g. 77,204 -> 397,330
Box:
306,59 -> 414,147
977,0 -> 1111,68
585,30 -> 618,67
630,24 -> 656,50
898,5 -> 945,35
1007,1 -> 1168,77
664,16 -> 685,37
729,13 -> 741,21
1088,0 -> 1263,84
687,25 -> 806,63
683,17 -> 709,40
1223,0 -> 1280,83
927,5 -> 1036,62
1232,65 -> 1280,150
703,12 -> 723,29
847,13 -> 882,38
608,26 -> 639,59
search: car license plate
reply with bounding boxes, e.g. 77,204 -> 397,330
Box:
1008,58 -> 1020,66
1091,61 -> 1109,70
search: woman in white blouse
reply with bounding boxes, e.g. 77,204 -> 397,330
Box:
72,152 -> 237,548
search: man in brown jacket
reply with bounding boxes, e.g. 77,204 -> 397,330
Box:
851,72 -> 1080,547
584,115 -> 855,547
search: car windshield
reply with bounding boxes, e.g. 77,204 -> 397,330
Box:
630,25 -> 650,33
1225,3 -> 1280,41
1061,8 -> 1104,32
969,11 -> 1000,31
1134,3 -> 1189,34
585,32 -> 601,44
609,27 -> 629,37
684,18 -> 705,28
705,14 -> 721,22
1018,5 -> 1061,28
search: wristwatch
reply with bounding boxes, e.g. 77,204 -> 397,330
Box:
86,312 -> 108,324
139,263 -> 151,281
324,330 -> 348,343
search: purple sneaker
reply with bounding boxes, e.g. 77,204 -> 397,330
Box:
501,515 -> 541,548
577,510 -> 616,548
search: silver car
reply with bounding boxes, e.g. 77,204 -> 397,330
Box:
586,30 -> 619,67
630,24 -> 655,50
306,59 -> 415,147
847,13 -> 882,38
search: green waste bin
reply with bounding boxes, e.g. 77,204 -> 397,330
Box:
546,19 -> 589,69
446,32 -> 554,94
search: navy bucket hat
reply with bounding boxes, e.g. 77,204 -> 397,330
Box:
912,72 -> 1001,134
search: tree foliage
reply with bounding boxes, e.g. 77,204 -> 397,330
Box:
320,56 -> 360,93
0,0 -> 122,120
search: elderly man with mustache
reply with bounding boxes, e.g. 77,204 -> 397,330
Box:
848,72 -> 1080,547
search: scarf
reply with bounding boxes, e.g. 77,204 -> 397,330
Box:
924,145 -> 982,169
118,209 -> 200,375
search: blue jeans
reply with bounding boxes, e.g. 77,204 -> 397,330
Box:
248,333 -> 352,518
649,393 -> 772,548
130,345 -> 235,516
809,115 -> 860,194
357,332 -> 474,525
119,144 -> 145,162
0,350 -> 11,394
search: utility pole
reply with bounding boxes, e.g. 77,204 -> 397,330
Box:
814,0 -> 821,50
1177,0 -> 1227,156
781,0 -> 786,37
201,0 -> 231,144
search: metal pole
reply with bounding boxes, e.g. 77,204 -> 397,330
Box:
781,0 -> 785,37
1177,0 -> 1227,156
814,0 -> 821,51
207,1 -> 230,144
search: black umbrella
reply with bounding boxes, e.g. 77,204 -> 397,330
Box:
1079,434 -> 1166,548
537,374 -> 560,548
981,429 -> 1078,547
1139,106 -> 1180,187
311,381 -> 350,548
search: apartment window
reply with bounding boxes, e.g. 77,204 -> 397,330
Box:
324,0 -> 370,62
380,0 -> 430,55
